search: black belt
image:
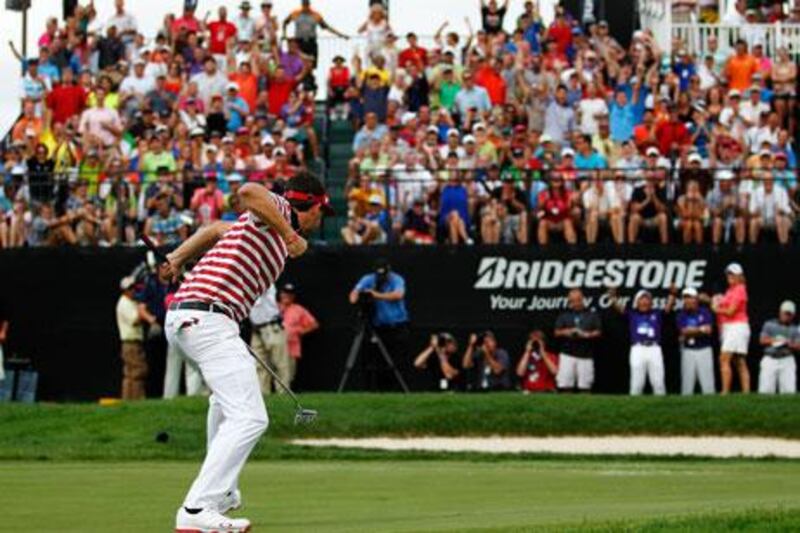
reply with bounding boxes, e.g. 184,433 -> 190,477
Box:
633,341 -> 658,347
169,301 -> 233,319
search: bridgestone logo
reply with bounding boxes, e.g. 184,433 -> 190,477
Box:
474,258 -> 707,290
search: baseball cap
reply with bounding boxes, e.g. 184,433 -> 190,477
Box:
726,262 -> 744,275
226,82 -> 239,91
682,287 -> 699,298
561,147 -> 575,158
759,149 -> 773,158
540,134 -> 554,144
634,289 -> 652,305
688,153 -> 702,164
227,172 -> 244,183
729,89 -> 741,99
222,135 -> 234,144
368,193 -> 384,206
463,134 -> 476,144
190,127 -> 205,137
261,135 -> 275,146
646,147 -> 660,157
281,283 -> 297,294
446,128 -> 460,138
716,169 -> 735,181
472,122 -> 487,133
426,125 -> 439,134
781,301 -> 796,315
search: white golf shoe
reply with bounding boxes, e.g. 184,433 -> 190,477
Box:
175,507 -> 251,533
218,489 -> 242,514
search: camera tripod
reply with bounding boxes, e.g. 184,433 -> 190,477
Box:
338,320 -> 410,393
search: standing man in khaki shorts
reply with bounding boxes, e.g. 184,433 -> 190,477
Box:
115,276 -> 147,400
249,284 -> 290,394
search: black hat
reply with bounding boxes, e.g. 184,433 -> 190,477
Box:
374,257 -> 390,274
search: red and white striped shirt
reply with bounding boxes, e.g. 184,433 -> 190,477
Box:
173,192 -> 291,322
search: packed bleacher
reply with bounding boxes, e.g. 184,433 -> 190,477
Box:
1,0 -> 799,248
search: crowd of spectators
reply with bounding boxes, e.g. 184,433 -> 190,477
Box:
340,0 -> 799,246
1,0 -> 799,249
2,0 -> 345,248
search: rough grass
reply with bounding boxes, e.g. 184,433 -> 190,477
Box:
0,394 -> 799,461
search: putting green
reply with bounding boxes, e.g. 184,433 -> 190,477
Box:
6,460 -> 800,532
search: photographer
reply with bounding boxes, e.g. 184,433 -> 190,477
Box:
414,333 -> 461,391
349,259 -> 410,390
462,331 -> 512,391
516,330 -> 559,394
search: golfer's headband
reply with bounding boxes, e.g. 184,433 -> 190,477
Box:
284,190 -> 330,206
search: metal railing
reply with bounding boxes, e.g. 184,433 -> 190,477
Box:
672,22 -> 800,61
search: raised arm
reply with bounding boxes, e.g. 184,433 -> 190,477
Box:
165,220 -> 233,278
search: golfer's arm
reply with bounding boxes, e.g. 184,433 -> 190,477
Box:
167,221 -> 232,268
239,183 -> 295,241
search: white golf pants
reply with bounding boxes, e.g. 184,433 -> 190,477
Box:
163,343 -> 206,399
629,344 -> 666,396
165,308 -> 268,510
758,356 -> 797,394
680,347 -> 715,395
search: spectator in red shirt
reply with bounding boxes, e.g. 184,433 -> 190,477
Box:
327,55 -> 350,119
267,65 -> 300,116
207,6 -> 238,57
398,32 -> 428,70
189,175 -> 225,225
171,3 -> 201,35
516,330 -> 559,393
46,67 -> 86,126
655,104 -> 690,158
546,8 -> 572,56
277,283 -> 319,385
536,174 -> 576,244
474,58 -> 507,106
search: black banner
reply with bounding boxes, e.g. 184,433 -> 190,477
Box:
0,245 -> 796,400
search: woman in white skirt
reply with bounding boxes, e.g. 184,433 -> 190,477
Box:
712,263 -> 751,394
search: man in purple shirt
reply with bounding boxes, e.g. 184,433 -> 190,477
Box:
279,38 -> 307,79
676,288 -> 715,395
610,287 -> 676,395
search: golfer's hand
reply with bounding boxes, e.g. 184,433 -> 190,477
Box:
164,253 -> 183,283
286,233 -> 308,258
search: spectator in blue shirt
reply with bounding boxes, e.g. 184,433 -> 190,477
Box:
676,288 -> 716,395
573,134 -> 607,179
352,112 -> 389,152
224,82 -> 249,132
609,88 -> 637,142
438,166 -> 472,245
454,72 -> 491,119
350,260 -> 409,328
673,51 -> 696,92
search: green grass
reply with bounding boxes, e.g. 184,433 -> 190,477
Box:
5,460 -> 800,532
1,394 -> 800,461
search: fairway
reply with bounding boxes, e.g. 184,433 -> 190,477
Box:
6,460 -> 800,532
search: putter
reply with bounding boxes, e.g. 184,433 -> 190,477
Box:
139,236 -> 318,425
244,344 -> 318,426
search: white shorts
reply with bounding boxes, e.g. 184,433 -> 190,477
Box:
720,322 -> 751,355
556,353 -> 594,390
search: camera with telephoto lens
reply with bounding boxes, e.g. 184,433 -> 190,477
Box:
436,332 -> 455,348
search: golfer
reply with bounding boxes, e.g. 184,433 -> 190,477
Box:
712,263 -> 751,394
163,173 -> 331,532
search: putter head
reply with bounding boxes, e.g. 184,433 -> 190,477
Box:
294,408 -> 318,425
